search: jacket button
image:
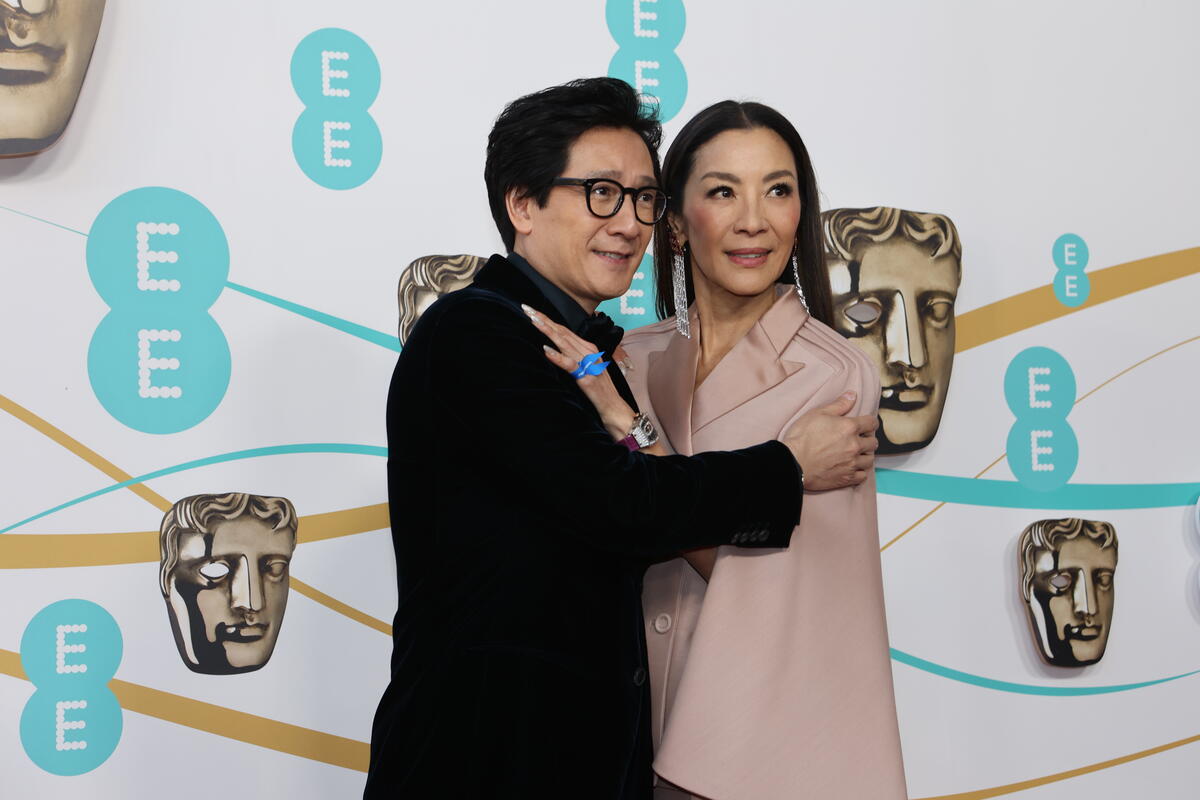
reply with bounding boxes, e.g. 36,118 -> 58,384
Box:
653,613 -> 672,634
633,667 -> 647,686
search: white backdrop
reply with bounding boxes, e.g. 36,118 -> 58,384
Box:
2,1 -> 1199,797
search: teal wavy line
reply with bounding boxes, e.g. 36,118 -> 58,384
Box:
0,203 -> 88,236
0,443 -> 388,534
876,469 -> 1200,509
891,648 -> 1200,696
0,204 -> 402,353
225,281 -> 402,352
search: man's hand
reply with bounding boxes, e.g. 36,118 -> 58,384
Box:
782,391 -> 878,491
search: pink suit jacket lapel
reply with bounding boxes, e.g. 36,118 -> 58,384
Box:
646,292 -> 810,453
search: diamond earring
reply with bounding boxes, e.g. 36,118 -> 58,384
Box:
792,246 -> 810,314
673,243 -> 690,338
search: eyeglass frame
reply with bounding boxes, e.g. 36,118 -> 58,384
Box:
550,177 -> 669,225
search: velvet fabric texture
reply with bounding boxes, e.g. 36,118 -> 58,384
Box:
624,290 -> 908,800
363,255 -> 804,799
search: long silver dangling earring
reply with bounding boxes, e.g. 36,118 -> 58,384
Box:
673,243 -> 691,338
791,245 -> 810,314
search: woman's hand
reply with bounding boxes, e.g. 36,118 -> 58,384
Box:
522,304 -> 636,441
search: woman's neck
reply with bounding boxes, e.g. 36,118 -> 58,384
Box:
692,277 -> 778,388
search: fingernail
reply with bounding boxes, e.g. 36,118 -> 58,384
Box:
521,304 -> 536,316
843,391 -> 856,400
542,345 -> 553,353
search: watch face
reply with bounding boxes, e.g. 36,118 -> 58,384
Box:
635,414 -> 657,445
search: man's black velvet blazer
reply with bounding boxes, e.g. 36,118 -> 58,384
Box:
363,255 -> 802,799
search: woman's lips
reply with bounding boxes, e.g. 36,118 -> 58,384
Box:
726,248 -> 771,267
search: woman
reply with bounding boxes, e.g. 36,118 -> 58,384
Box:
533,101 -> 906,799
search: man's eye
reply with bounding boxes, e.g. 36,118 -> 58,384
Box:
198,562 -> 230,581
844,301 -> 881,326
591,185 -> 614,198
1048,572 -> 1073,591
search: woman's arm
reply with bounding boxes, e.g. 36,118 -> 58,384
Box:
524,306 -> 758,581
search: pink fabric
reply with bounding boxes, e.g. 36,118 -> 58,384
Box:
623,290 -> 907,800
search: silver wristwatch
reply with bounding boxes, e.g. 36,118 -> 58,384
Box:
627,412 -> 659,448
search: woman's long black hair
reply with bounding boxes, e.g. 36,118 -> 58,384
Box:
652,101 -> 834,327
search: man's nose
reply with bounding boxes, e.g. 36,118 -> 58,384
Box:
230,554 -> 264,612
606,193 -> 642,237
883,290 -> 927,370
1072,571 -> 1097,619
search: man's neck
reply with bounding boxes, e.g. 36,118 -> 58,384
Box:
511,245 -> 598,315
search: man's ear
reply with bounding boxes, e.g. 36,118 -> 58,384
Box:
505,188 -> 535,238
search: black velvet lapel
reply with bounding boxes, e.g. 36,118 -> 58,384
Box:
473,254 -> 640,412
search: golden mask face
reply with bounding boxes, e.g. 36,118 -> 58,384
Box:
160,494 -> 297,675
0,0 -> 105,156
1019,518 -> 1118,667
823,207 -> 962,453
397,254 -> 485,344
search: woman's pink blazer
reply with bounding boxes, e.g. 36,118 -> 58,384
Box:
621,290 -> 907,800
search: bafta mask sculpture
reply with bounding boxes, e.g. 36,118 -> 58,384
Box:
1018,518 -> 1118,667
397,254 -> 485,344
159,493 -> 297,675
0,0 -> 105,157
822,207 -> 962,453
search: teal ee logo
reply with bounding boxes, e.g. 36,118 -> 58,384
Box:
1004,347 -> 1078,491
1052,233 -> 1090,307
598,253 -> 657,331
20,600 -> 123,776
607,0 -> 687,122
86,187 -> 232,434
291,28 -> 382,189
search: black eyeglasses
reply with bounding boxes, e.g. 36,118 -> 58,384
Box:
551,178 -> 668,225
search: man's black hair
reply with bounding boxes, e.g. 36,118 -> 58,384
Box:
484,77 -> 663,251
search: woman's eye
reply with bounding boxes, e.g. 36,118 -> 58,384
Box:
844,301 -> 881,326
1048,572 -> 1073,591
707,185 -> 733,199
768,182 -> 793,197
198,562 -> 230,581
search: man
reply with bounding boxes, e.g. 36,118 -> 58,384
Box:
158,492 -> 297,675
364,78 -> 876,798
822,206 -> 963,453
1018,517 -> 1118,667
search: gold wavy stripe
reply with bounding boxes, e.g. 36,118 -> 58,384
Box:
954,247 -> 1199,353
290,578 -> 393,635
0,648 -> 369,772
913,733 -> 1200,799
0,503 -> 391,569
4,643 -> 1197,786
0,394 -> 171,512
880,336 -> 1200,552
0,394 -> 388,633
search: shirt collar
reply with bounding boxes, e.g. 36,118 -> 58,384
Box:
506,251 -> 590,332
